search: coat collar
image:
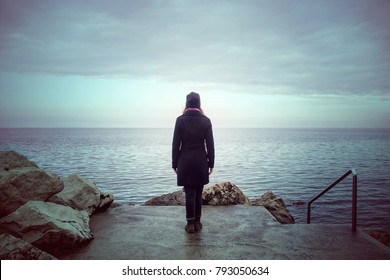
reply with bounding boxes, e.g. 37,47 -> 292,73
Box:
183,110 -> 203,117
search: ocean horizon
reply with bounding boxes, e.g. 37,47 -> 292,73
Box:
1,127 -> 389,232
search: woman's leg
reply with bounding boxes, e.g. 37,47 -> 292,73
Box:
184,185 -> 196,233
184,185 -> 196,220
194,185 -> 204,220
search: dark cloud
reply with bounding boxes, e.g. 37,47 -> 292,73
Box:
0,0 -> 389,96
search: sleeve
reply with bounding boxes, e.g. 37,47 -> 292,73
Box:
172,117 -> 182,169
205,120 -> 215,168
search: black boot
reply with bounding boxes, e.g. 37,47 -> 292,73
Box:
195,217 -> 202,231
185,220 -> 195,233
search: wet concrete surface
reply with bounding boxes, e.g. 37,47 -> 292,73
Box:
60,205 -> 390,260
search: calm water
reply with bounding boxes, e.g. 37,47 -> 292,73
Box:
1,128 -> 389,232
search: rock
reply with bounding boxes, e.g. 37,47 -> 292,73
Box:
0,168 -> 64,218
369,231 -> 390,247
202,182 -> 251,206
0,150 -> 39,170
143,189 -> 185,206
0,201 -> 93,256
97,193 -> 115,213
253,191 -> 295,224
0,233 -> 57,260
49,174 -> 113,216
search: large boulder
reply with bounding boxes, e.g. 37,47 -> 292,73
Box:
0,201 -> 93,256
0,168 -> 64,218
253,191 -> 295,224
143,189 -> 185,206
0,233 -> 57,260
49,174 -> 114,216
202,182 -> 251,206
0,150 -> 39,170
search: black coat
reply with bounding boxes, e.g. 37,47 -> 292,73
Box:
172,110 -> 215,186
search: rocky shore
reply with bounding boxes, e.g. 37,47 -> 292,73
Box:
0,151 -> 296,259
1,150 -> 388,259
0,151 -> 114,259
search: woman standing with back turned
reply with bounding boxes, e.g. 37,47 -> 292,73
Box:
172,92 -> 215,233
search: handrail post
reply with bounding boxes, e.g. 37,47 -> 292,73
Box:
352,169 -> 357,232
306,169 -> 358,232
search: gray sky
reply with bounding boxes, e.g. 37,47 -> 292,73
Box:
1,0 -> 389,128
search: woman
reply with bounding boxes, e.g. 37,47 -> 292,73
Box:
172,92 -> 215,233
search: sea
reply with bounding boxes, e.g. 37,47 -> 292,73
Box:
1,127 -> 389,232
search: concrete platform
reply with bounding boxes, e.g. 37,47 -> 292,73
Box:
60,205 -> 390,260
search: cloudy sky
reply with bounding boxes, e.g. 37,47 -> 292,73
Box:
0,0 -> 389,128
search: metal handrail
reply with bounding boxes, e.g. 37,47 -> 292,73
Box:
307,169 -> 357,232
